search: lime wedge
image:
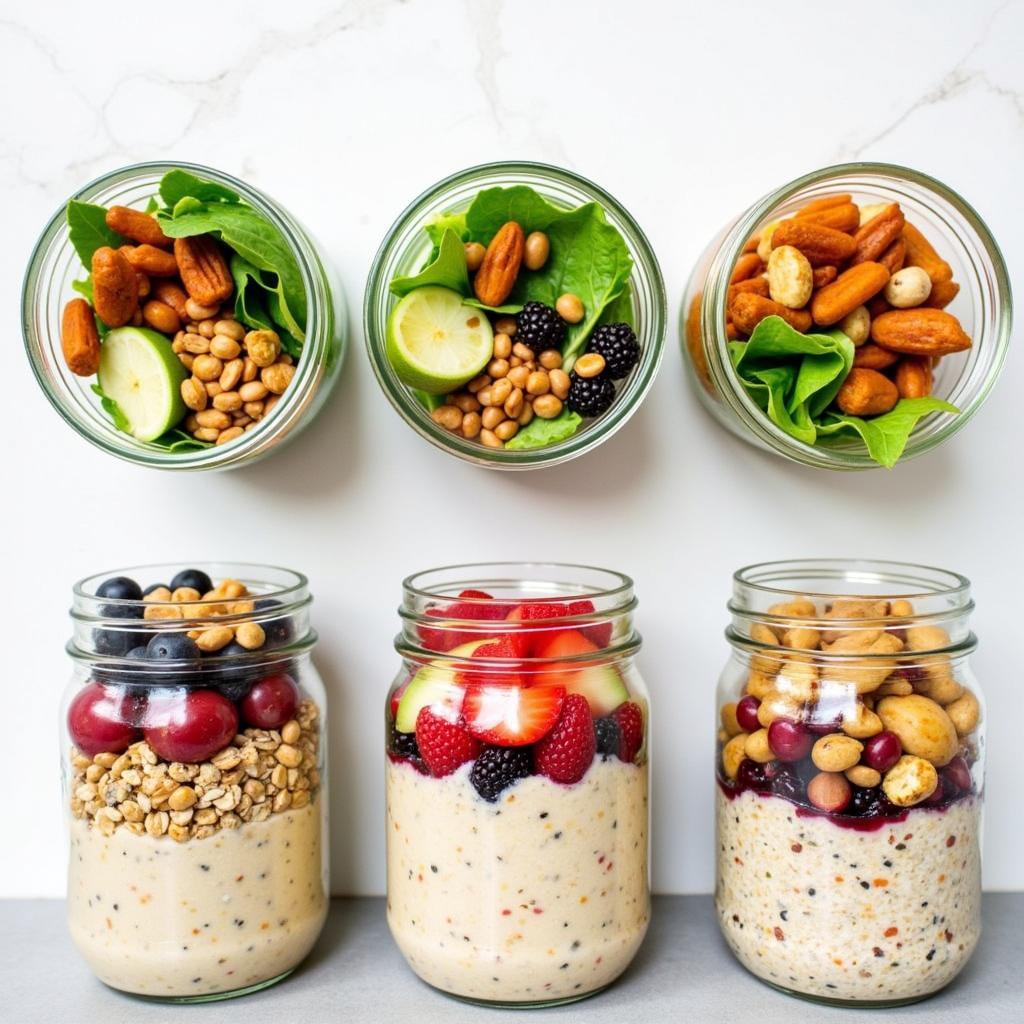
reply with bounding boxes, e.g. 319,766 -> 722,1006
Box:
386,286 -> 493,394
97,327 -> 188,442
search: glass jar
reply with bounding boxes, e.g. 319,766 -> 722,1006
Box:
715,559 -> 983,1006
364,161 -> 666,468
681,163 -> 1011,469
23,162 -> 346,470
63,563 -> 328,1002
385,563 -> 650,1006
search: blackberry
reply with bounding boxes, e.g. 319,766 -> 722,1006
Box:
515,302 -> 567,353
389,723 -> 421,762
594,717 -> 621,759
566,372 -> 616,418
469,746 -> 532,802
587,323 -> 640,379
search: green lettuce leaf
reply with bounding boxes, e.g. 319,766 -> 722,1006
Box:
159,170 -> 241,207
390,228 -> 470,297
504,409 -> 583,450
464,186 -> 565,242
91,383 -> 131,433
66,201 -> 127,265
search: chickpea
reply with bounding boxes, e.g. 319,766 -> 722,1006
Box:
493,333 -> 512,359
504,387 -> 524,419
549,368 -> 571,400
479,428 -> 502,448
539,349 -> 562,369
494,316 -> 518,337
216,426 -> 245,445
466,374 -> 490,394
490,378 -> 512,405
513,341 -> 535,361
453,393 -> 480,414
574,353 -> 606,379
196,409 -> 232,431
220,358 -> 244,392
239,380 -> 269,403
181,378 -> 207,412
481,406 -> 505,430
526,371 -> 550,396
192,354 -> 224,382
555,292 -> 584,324
523,231 -> 550,271
431,405 -> 462,431
507,366 -> 530,389
461,411 -> 482,438
532,394 -> 563,419
185,298 -> 219,321
465,242 -> 486,273
494,419 -> 519,441
246,330 -> 281,368
487,358 -> 510,378
214,319 -> 246,341
261,362 -> 295,395
517,403 -> 534,426
183,333 -> 210,354
210,336 -> 242,360
213,391 -> 243,413
198,319 -> 216,339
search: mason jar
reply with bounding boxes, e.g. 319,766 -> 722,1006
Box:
385,563 -> 650,1006
23,162 -> 346,470
63,563 -> 328,1001
681,163 -> 1011,469
715,559 -> 983,1006
365,161 -> 666,468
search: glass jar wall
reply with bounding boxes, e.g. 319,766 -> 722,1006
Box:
63,563 -> 328,1001
385,563 -> 650,1007
715,559 -> 983,1006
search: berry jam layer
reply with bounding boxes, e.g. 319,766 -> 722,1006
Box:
68,799 -> 326,998
716,788 -> 980,1003
386,757 -> 649,1004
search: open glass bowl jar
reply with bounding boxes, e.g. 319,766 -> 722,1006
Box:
63,563 -> 328,1002
365,162 -> 665,468
681,163 -> 1011,469
385,563 -> 650,1006
23,162 -> 346,470
715,559 -> 983,1006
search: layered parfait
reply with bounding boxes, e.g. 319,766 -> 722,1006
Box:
386,568 -> 650,1006
65,567 -> 327,1000
716,588 -> 982,1004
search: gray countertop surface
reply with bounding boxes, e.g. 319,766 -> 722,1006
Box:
3,895 -> 1020,1022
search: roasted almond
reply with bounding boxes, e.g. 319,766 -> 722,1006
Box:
124,243 -> 178,277
835,367 -> 899,416
923,279 -> 960,310
878,237 -> 907,275
871,308 -> 972,357
728,276 -> 770,301
901,223 -> 953,283
793,193 -> 852,216
61,298 -> 101,376
106,205 -> 170,248
770,220 -> 857,267
894,357 -> 933,399
729,292 -> 812,335
152,280 -> 189,319
853,343 -> 900,370
812,265 -> 838,289
810,262 -> 890,326
730,252 -> 764,283
91,246 -> 138,327
850,203 -> 906,265
795,202 -> 860,234
174,235 -> 233,305
473,221 -> 525,307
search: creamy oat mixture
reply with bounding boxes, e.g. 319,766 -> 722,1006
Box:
716,789 -> 981,1002
68,799 -> 327,997
386,757 -> 649,1003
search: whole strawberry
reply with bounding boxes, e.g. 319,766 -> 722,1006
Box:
612,701 -> 644,763
534,693 -> 596,785
416,707 -> 481,777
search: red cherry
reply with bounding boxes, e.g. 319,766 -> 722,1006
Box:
240,673 -> 299,730
67,682 -> 141,757
863,731 -> 902,773
735,695 -> 761,733
144,689 -> 239,763
943,755 -> 972,793
767,718 -> 812,762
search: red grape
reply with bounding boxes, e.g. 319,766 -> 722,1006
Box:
768,718 -> 812,761
735,695 -> 761,733
144,689 -> 238,763
863,731 -> 902,773
240,673 -> 299,730
67,682 -> 141,757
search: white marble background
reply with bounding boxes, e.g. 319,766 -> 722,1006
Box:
1,0 -> 1020,897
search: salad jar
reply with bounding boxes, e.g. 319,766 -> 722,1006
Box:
63,563 -> 328,1001
386,563 -> 650,1006
365,161 -> 666,468
715,559 -> 983,1006
681,163 -> 1011,469
23,162 -> 346,470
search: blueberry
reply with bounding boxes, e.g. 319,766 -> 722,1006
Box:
96,576 -> 143,601
99,601 -> 145,621
143,582 -> 169,596
217,677 -> 255,703
93,627 -> 137,657
145,633 -> 201,662
206,640 -> 261,694
169,569 -> 213,594
127,645 -> 149,660
255,598 -> 294,648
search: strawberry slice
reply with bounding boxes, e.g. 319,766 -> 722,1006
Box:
612,701 -> 644,763
534,694 -> 596,784
418,590 -> 511,651
568,599 -> 613,649
389,676 -> 411,720
462,683 -> 565,746
455,634 -> 526,687
505,600 -> 570,657
415,707 -> 482,777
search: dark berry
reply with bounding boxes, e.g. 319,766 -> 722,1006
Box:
169,568 -> 213,595
255,598 -> 295,648
594,717 -> 621,758
93,627 -> 138,657
736,759 -> 770,791
389,724 -> 421,761
240,673 -> 299,729
566,372 -> 615,418
515,301 -> 567,353
469,746 -> 532,802
943,755 -> 972,793
216,677 -> 255,703
144,689 -> 238,763
97,576 -> 143,602
587,323 -> 640,379
100,601 -> 144,621
848,786 -> 893,818
143,582 -> 169,596
146,633 -> 201,663
771,764 -> 806,803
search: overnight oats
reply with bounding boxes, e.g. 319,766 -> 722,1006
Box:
63,563 -> 328,1001
386,563 -> 650,1006
715,560 -> 983,1006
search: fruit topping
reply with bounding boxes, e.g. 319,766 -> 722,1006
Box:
567,598 -> 613,648
240,672 -> 300,730
169,568 -> 213,594
388,721 -> 423,770
417,592 -> 509,652
566,372 -> 615,418
469,746 -> 533,802
67,682 -> 142,756
97,576 -> 143,602
594,716 -> 621,758
394,645 -> 482,732
145,632 -> 201,663
862,730 -> 903,773
943,754 -> 972,793
735,694 -> 762,733
534,694 -> 597,785
807,771 -> 852,813
415,707 -> 482,778
144,688 -> 238,763
462,683 -> 565,746
254,597 -> 295,648
532,630 -> 629,715
515,301 -> 567,353
767,718 -> 812,762
587,323 -> 641,379
611,701 -> 644,763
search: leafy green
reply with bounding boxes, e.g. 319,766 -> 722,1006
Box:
90,384 -> 131,433
390,228 -> 470,297
143,196 -> 161,214
817,399 -> 959,469
229,253 -> 301,357
464,186 -> 565,242
149,429 -> 213,452
66,201 -> 127,264
71,277 -> 93,303
414,390 -> 446,412
425,211 -> 468,250
599,287 -> 634,328
159,170 -> 241,207
730,316 -> 958,467
504,409 -> 583,450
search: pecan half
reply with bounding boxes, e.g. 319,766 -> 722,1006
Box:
174,235 -> 233,306
91,246 -> 138,327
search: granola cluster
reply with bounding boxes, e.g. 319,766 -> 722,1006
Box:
70,698 -> 320,842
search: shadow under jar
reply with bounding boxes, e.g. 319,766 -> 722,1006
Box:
715,559 -> 983,1006
364,161 -> 666,469
385,563 -> 651,1007
681,163 -> 1011,469
63,563 -> 328,1002
23,162 -> 346,470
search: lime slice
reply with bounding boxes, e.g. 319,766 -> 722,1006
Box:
386,286 -> 493,394
97,327 -> 188,442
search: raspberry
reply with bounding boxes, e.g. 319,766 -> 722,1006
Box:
415,707 -> 481,778
612,701 -> 644,763
534,694 -> 596,785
